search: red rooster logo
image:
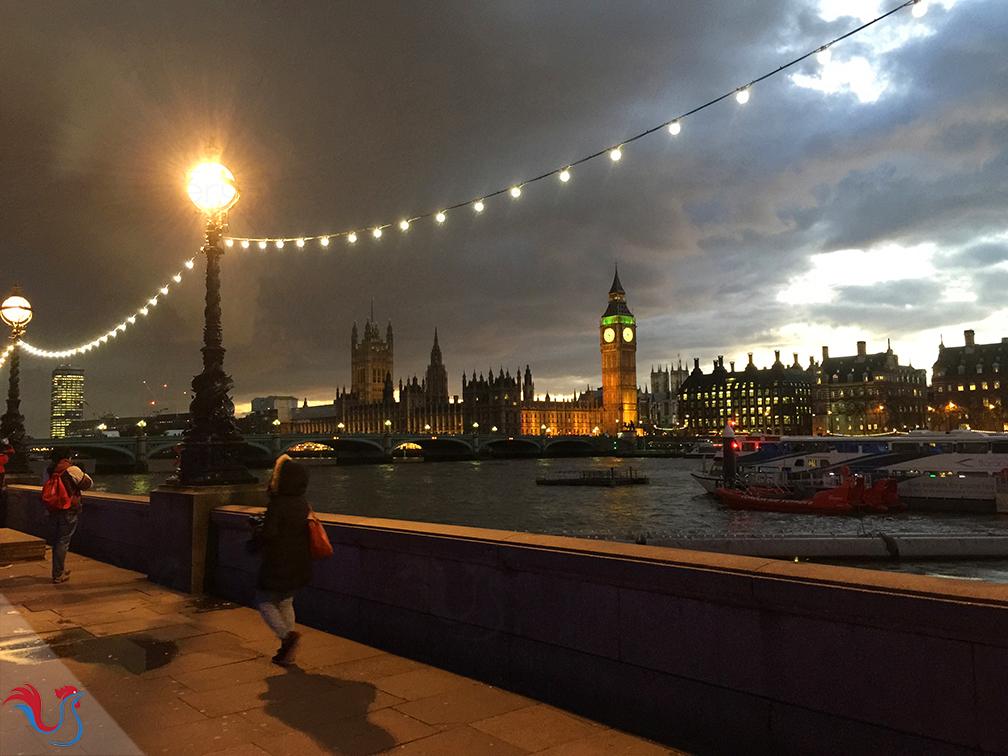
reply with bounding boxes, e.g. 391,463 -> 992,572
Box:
3,683 -> 84,746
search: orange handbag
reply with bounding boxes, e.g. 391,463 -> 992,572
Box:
307,508 -> 333,560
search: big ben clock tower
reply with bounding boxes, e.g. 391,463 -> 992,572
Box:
600,265 -> 638,434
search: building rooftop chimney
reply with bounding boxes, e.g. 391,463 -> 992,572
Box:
965,329 -> 975,347
822,346 -> 829,361
857,340 -> 867,357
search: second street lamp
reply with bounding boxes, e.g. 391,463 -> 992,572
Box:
177,159 -> 255,485
0,286 -> 33,474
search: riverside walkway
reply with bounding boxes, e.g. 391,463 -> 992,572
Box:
0,550 -> 687,756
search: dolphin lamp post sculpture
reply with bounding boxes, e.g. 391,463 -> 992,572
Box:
0,287 -> 32,474
178,160 -> 255,485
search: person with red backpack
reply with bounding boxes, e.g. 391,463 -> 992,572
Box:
41,447 -> 92,584
0,438 -> 13,489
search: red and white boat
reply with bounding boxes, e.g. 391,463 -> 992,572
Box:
715,473 -> 903,516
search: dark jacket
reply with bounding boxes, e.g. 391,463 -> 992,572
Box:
256,459 -> 313,592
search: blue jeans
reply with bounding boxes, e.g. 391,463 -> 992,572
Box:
51,511 -> 79,579
255,590 -> 296,640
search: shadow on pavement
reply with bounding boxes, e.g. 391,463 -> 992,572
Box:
261,667 -> 396,755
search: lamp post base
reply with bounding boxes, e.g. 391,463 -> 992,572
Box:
175,439 -> 257,486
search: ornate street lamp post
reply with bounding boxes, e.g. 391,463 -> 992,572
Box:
178,160 -> 255,485
0,287 -> 32,474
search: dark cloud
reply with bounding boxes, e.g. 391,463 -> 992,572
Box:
1,0 -> 1005,435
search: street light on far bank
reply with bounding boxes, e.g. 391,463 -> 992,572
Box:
176,153 -> 255,485
0,286 -> 33,474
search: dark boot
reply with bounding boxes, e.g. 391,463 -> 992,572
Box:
271,631 -> 301,666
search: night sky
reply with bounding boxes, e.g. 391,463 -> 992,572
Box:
2,1 -> 1005,437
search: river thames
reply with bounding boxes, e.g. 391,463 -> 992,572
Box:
91,456 -> 1008,583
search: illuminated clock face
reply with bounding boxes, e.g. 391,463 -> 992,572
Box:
603,327 -> 616,343
622,327 -> 634,343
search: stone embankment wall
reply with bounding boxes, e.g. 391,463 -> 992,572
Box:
3,485 -> 148,572
3,485 -> 1007,754
211,506 -> 1008,756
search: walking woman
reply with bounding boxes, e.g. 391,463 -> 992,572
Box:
255,454 -> 313,666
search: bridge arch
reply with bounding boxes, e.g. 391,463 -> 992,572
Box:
483,438 -> 542,457
543,438 -> 596,456
279,437 -> 386,461
409,437 -> 474,459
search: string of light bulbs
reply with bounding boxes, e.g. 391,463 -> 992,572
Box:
16,258 -> 197,359
223,0 -> 928,249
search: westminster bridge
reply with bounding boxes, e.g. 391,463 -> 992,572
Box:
29,431 -> 639,471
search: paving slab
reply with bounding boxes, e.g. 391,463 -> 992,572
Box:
0,550 -> 689,755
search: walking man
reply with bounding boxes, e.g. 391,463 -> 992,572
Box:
42,447 -> 92,584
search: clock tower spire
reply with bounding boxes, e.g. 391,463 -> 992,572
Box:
600,264 -> 637,434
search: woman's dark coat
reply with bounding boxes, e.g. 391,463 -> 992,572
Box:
256,459 -> 313,592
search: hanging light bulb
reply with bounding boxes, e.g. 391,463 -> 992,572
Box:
510,186 -> 521,198
186,259 -> 195,268
474,200 -> 485,212
225,239 -> 234,247
160,287 -> 169,295
149,298 -> 158,306
912,0 -> 927,17
816,46 -> 831,65
373,228 -> 382,238
400,220 -> 410,231
173,274 -> 182,282
276,240 -> 284,249
436,212 -> 446,223
259,241 -> 267,249
668,121 -> 681,136
321,237 -> 329,246
140,307 -> 148,316
559,169 -> 570,182
736,87 -> 750,104
296,239 -> 305,247
242,240 -> 250,248
128,316 -> 136,324
610,148 -> 622,161
348,233 -> 357,243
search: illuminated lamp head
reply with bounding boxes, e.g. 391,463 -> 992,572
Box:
187,162 -> 239,216
1,286 -> 32,331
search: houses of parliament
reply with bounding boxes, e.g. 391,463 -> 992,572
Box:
286,269 -> 641,437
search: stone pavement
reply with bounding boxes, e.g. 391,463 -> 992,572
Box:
0,551 -> 688,756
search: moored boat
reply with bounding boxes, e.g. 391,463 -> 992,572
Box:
714,475 -> 903,515
692,431 -> 1008,512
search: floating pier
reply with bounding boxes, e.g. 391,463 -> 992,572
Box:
536,467 -> 649,487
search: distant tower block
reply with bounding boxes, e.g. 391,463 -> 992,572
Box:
599,265 -> 637,434
351,309 -> 394,404
51,366 -> 84,438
